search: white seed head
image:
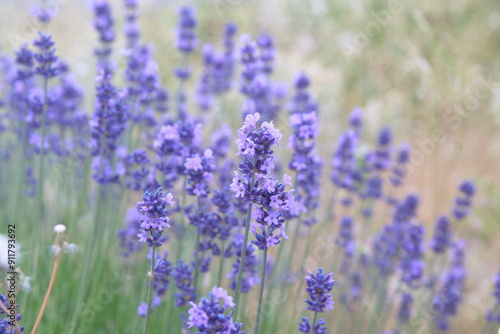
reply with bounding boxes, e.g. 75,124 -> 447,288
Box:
67,243 -> 79,253
21,276 -> 31,292
54,224 -> 66,233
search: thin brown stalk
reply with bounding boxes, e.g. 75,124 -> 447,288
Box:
31,253 -> 60,334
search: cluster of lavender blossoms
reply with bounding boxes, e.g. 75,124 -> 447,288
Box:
238,35 -> 285,121
299,268 -> 335,333
136,188 -> 174,247
486,268 -> 500,323
230,112 -> 294,250
287,72 -> 322,225
187,287 -> 244,334
0,294 -> 24,334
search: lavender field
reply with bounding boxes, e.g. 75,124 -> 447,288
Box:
0,0 -> 499,333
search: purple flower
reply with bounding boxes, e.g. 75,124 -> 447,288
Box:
331,129 -> 359,193
31,5 -> 56,24
349,106 -> 362,133
453,180 -> 476,220
93,0 -> 115,69
486,268 -> 500,323
299,317 -> 326,334
239,36 -> 258,98
196,44 -> 216,111
430,215 -> 452,254
257,33 -> 275,74
1,294 -> 24,333
118,208 -> 144,257
152,250 -> 172,298
137,250 -> 172,317
175,6 -> 198,54
137,302 -> 147,318
221,23 -> 238,92
304,268 -> 335,313
187,286 -> 242,334
398,293 -> 413,324
154,119 -> 202,188
89,72 -> 128,184
249,174 -> 294,250
123,149 -> 150,191
400,223 -> 425,287
137,188 -> 174,247
372,224 -> 398,276
373,127 -> 392,171
238,37 -> 283,120
228,237 -> 259,293
172,260 -> 197,307
348,272 -> 362,304
15,45 -> 34,80
364,175 -> 383,199
123,44 -> 165,125
194,25 -> 237,111
391,142 -> 411,187
184,149 -> 216,197
232,113 -> 282,179
299,269 -> 334,334
493,268 -> 500,305
336,216 -> 355,274
188,207 -> 229,274
33,32 -> 58,79
288,73 -> 322,221
123,0 -> 140,49
210,124 -> 232,159
393,194 -> 420,224
432,241 -> 466,331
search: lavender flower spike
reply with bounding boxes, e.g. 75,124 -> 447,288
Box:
299,268 -> 334,333
486,267 -> 500,323
453,180 -> 476,220
430,215 -> 452,254
231,112 -> 288,316
137,188 -> 174,247
33,32 -> 58,79
304,268 -> 335,313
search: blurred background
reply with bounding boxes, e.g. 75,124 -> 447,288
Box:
1,0 -> 499,332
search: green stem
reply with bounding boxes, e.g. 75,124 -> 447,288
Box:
270,237 -> 285,280
234,174 -> 255,320
254,247 -> 268,334
71,187 -> 103,328
217,240 -> 226,287
285,227 -> 315,334
36,78 -> 49,221
194,225 -> 201,295
284,219 -> 301,273
167,177 -> 188,333
311,311 -> 318,330
175,176 -> 188,262
143,245 -> 156,334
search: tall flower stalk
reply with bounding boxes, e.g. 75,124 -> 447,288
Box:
230,112 -> 284,317
31,224 -> 69,334
33,32 -> 58,220
136,188 -> 174,334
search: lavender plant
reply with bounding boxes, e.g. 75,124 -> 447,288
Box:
0,2 -> 496,334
